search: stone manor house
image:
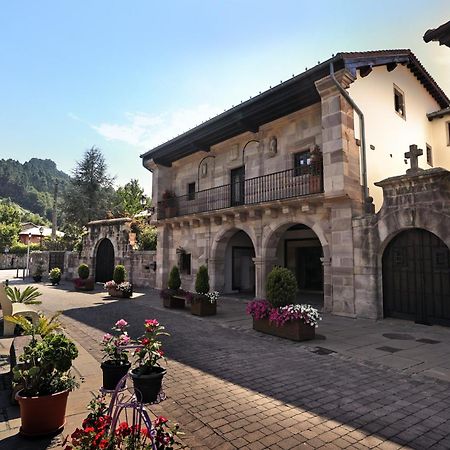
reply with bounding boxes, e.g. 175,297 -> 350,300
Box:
141,50 -> 450,326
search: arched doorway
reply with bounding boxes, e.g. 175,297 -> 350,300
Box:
382,229 -> 450,326
224,230 -> 256,294
95,238 -> 115,282
265,223 -> 325,307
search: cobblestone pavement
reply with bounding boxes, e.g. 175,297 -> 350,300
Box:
2,279 -> 450,449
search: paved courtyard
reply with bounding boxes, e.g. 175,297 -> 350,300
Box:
1,272 -> 450,449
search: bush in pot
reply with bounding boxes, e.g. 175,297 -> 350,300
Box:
113,265 -> 126,284
131,319 -> 169,403
195,265 -> 209,295
32,261 -> 44,282
100,319 -> 131,390
13,331 -> 79,436
160,266 -> 184,308
266,266 -> 297,307
49,267 -> 62,285
73,264 -> 94,291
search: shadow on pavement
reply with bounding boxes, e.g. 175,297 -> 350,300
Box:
59,291 -> 450,450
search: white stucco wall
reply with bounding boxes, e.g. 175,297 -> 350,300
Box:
348,64 -> 447,210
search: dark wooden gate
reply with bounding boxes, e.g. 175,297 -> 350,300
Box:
382,229 -> 450,326
95,239 -> 115,282
48,251 -> 65,272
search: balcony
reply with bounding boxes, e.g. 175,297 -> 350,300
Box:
157,160 -> 323,220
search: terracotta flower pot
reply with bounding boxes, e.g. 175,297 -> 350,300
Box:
15,389 -> 70,437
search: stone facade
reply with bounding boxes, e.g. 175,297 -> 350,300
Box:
146,62 -> 449,322
63,218 -> 157,288
149,70 -> 367,317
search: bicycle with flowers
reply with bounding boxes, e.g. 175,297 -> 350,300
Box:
65,318 -> 181,450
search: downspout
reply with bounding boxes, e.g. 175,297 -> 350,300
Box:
329,62 -> 368,205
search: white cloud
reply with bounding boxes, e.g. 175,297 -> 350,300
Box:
90,105 -> 222,150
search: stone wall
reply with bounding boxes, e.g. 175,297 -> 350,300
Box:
0,254 -> 27,270
129,251 -> 156,288
353,167 -> 450,319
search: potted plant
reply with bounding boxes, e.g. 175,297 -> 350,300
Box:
49,267 -> 62,285
131,319 -> 168,403
13,332 -> 79,436
63,394 -> 182,449
73,264 -> 94,291
32,261 -> 44,282
100,319 -> 131,390
246,267 -> 321,341
105,265 -> 133,298
190,265 -> 217,316
160,266 -> 185,308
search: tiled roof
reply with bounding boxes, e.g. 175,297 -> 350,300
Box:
141,50 -> 449,167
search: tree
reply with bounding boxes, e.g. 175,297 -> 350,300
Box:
0,200 -> 21,251
63,147 -> 115,226
116,179 -> 148,217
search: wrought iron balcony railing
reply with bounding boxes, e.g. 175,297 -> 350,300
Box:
157,160 -> 323,220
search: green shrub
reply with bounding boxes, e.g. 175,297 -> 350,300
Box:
113,265 -> 127,284
167,266 -> 181,291
78,264 -> 90,280
49,267 -> 62,280
195,265 -> 210,294
138,226 -> 157,251
266,266 -> 297,307
9,242 -> 40,255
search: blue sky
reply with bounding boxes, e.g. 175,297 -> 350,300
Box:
0,1 -> 449,194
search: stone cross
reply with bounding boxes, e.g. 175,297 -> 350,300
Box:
405,144 -> 424,175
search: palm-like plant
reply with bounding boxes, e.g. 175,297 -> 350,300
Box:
5,312 -> 62,337
5,286 -> 42,304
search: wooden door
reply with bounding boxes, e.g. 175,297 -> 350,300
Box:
95,239 -> 115,282
383,229 -> 450,326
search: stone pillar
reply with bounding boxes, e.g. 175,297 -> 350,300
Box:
155,224 -> 170,289
209,258 -> 225,293
321,257 -> 332,312
315,69 -> 364,317
315,69 -> 363,203
256,257 -> 278,298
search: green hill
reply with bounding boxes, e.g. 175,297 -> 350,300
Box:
0,158 -> 70,221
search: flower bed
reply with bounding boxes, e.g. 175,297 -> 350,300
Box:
247,299 -> 321,341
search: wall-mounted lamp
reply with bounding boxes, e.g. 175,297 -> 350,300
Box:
151,261 -> 157,272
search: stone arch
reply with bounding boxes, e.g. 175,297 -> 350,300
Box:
210,225 -> 258,295
375,206 -> 450,320
94,238 -> 115,282
261,219 -> 330,308
262,219 -> 330,262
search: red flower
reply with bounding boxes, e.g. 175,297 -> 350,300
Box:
99,439 -> 110,449
154,416 -> 168,426
157,349 -> 164,357
140,337 -> 150,345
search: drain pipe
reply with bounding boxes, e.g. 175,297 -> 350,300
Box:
329,62 -> 368,204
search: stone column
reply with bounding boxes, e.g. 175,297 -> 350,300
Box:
155,224 -> 170,289
209,257 -> 225,293
315,69 -> 363,203
315,69 -> 364,317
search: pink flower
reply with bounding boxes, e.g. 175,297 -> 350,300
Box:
102,333 -> 112,342
115,319 -> 128,329
119,334 -> 130,345
145,319 -> 159,329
